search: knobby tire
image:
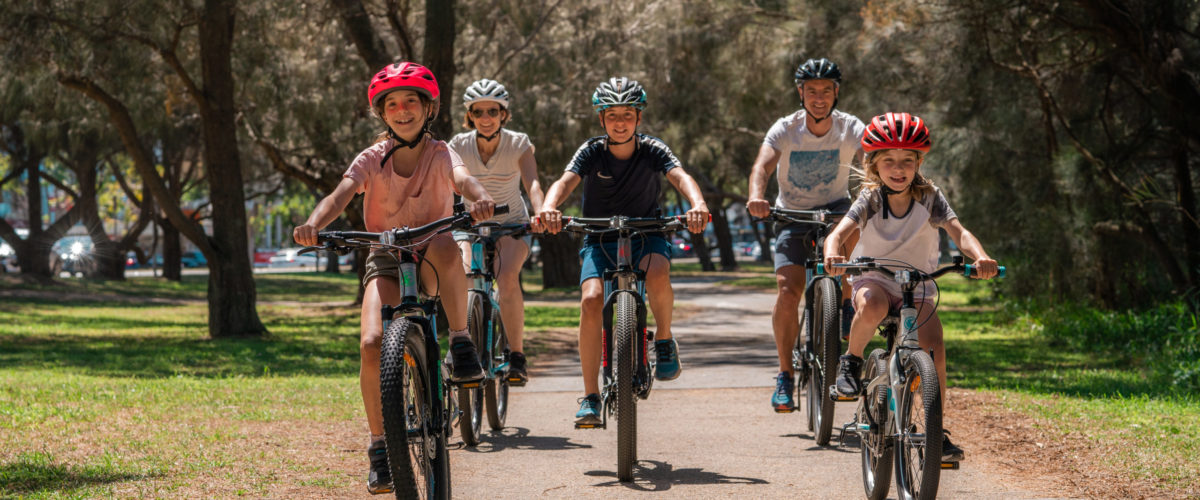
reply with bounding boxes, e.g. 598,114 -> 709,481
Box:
860,349 -> 893,500
615,292 -> 638,482
484,293 -> 509,430
811,278 -> 840,445
458,292 -> 486,446
380,319 -> 451,500
894,350 -> 943,500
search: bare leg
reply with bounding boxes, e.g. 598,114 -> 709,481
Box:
640,253 -> 673,341
495,237 -> 530,352
772,265 -> 806,375
914,303 -> 947,402
579,278 -> 604,395
360,276 -> 400,436
422,235 -> 467,332
846,282 -> 890,358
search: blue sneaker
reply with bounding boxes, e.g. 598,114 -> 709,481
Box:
654,338 -> 682,381
771,371 -> 796,413
574,393 -> 601,425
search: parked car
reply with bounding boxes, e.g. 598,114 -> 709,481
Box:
268,248 -> 350,268
253,248 -> 277,267
180,250 -> 207,268
669,237 -> 694,258
54,237 -> 95,277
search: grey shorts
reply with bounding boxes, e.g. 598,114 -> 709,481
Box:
773,198 -> 852,271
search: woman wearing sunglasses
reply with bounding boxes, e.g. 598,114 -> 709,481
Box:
448,78 -> 546,385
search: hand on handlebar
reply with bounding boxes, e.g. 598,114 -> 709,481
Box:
537,207 -> 563,235
971,257 -> 999,279
293,223 -> 319,247
469,197 -> 496,222
746,198 -> 771,219
685,204 -> 710,234
824,254 -> 847,276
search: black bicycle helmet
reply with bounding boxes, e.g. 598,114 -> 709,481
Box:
793,58 -> 842,85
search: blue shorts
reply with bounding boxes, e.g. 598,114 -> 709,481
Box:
579,235 -> 672,285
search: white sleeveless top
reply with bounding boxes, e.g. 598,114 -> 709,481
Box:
448,129 -> 534,224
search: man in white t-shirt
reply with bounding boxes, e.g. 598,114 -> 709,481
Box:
746,58 -> 866,413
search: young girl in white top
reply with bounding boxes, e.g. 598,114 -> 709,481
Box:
448,79 -> 545,384
823,112 -> 999,462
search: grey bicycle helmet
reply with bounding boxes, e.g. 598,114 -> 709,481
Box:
793,58 -> 842,85
463,78 -> 510,109
591,77 -> 647,113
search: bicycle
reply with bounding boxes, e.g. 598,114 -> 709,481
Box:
455,221 -> 529,446
755,207 -> 847,445
822,256 -> 1004,500
303,203 -> 509,500
561,214 -> 688,482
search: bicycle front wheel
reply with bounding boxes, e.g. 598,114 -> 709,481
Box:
458,291 -> 487,446
860,349 -> 892,500
893,350 -> 943,500
484,295 -> 509,430
614,292 -> 638,482
380,318 -> 451,500
810,277 -> 840,445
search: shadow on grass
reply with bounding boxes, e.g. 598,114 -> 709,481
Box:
0,458 -> 159,496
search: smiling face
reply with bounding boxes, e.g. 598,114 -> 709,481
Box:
469,101 -> 506,137
599,106 -> 640,143
870,149 -> 923,192
381,90 -> 429,140
798,79 -> 838,119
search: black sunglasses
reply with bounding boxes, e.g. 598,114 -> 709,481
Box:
470,108 -> 503,118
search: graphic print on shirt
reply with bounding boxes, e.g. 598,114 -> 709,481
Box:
786,149 -> 838,197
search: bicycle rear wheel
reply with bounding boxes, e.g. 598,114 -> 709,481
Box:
484,295 -> 509,430
614,292 -> 638,482
893,350 -> 943,500
810,278 -> 840,445
458,291 -> 486,446
860,349 -> 892,500
795,309 -> 812,430
380,318 -> 451,500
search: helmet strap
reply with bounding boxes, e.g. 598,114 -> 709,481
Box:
379,126 -> 426,169
477,128 -> 502,142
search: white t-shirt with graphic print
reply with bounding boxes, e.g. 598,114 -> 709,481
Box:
846,186 -> 958,275
763,109 -> 866,210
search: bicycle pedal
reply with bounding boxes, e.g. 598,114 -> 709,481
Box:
458,381 -> 482,388
574,423 -> 605,429
941,461 -> 960,470
506,379 -> 527,387
773,407 -> 796,414
831,395 -> 858,402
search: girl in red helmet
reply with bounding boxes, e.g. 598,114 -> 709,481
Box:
822,112 -> 999,463
292,62 -> 496,494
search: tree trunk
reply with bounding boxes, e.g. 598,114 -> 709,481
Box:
423,0 -> 455,140
710,202 -> 738,271
199,0 -> 266,337
72,148 -> 124,280
540,232 -> 581,289
1174,144 -> 1199,289
331,0 -> 391,71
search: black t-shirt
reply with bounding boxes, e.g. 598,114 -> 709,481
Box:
566,134 -> 681,243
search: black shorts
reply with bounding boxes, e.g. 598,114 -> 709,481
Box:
772,198 -> 851,271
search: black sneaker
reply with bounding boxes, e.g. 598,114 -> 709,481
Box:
507,351 -> 528,386
448,339 -> 485,383
942,430 -> 965,462
367,440 -> 392,494
835,354 -> 864,397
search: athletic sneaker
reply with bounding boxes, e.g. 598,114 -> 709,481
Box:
447,339 -> 485,383
507,351 -> 528,386
835,354 -> 864,397
654,338 -> 682,381
366,440 -> 392,494
942,430 -> 965,462
574,393 -> 601,425
771,371 -> 796,412
841,299 -> 855,340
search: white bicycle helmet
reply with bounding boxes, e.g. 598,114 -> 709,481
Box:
592,77 -> 646,113
463,79 -> 510,109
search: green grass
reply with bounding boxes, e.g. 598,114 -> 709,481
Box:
934,277 -> 1200,492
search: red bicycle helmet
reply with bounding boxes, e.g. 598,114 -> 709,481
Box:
861,112 -> 931,153
367,62 -> 440,109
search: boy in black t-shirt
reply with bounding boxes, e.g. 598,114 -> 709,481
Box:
538,77 -> 710,424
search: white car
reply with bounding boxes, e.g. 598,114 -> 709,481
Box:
268,248 -> 351,268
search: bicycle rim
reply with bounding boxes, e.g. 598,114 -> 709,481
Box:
484,302 -> 509,430
812,278 -> 840,445
615,292 -> 638,482
860,349 -> 892,500
893,351 -> 943,500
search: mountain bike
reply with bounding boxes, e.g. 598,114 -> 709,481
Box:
455,221 -> 529,446
562,214 -> 688,482
303,203 -> 508,500
822,256 -> 1004,500
756,207 -> 846,445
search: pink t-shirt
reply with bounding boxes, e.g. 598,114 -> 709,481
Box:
344,137 -> 461,239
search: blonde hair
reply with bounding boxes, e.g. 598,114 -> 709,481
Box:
859,150 -> 936,200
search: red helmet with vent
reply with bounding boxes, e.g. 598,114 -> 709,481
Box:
861,112 -> 932,153
367,62 -> 440,109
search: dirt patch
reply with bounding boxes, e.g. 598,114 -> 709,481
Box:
949,388 -> 1195,499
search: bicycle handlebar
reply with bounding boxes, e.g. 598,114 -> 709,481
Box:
815,257 -> 1006,281
302,203 -> 510,253
560,215 -> 690,234
753,207 -> 846,225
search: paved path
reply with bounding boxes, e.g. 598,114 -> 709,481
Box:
450,278 -> 1066,499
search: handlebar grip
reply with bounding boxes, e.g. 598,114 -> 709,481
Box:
816,263 -> 825,275
963,264 -> 1006,278
494,204 -> 509,216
